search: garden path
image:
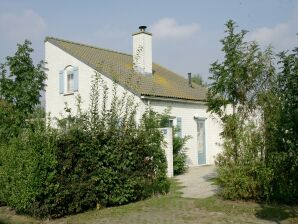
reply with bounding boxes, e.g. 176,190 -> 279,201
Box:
175,165 -> 218,198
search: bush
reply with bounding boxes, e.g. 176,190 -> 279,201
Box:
173,134 -> 189,175
0,120 -> 57,213
0,74 -> 170,218
208,20 -> 297,203
216,159 -> 273,201
215,120 -> 274,201
0,100 -> 19,143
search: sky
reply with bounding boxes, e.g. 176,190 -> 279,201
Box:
0,0 -> 297,81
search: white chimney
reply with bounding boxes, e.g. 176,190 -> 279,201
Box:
132,26 -> 152,75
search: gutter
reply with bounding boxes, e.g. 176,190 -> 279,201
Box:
140,95 -> 206,105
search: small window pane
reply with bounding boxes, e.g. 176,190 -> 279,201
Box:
67,73 -> 74,92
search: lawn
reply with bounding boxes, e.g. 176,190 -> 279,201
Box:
0,180 -> 297,224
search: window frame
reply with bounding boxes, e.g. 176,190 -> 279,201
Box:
59,65 -> 79,95
64,66 -> 75,94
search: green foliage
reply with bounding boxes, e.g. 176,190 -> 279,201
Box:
173,133 -> 189,175
0,100 -> 18,142
208,20 -> 275,117
208,20 -> 297,203
191,74 -> 206,86
0,116 -> 57,213
0,73 -> 169,218
266,47 -> 298,202
215,121 -> 274,200
0,40 -> 46,142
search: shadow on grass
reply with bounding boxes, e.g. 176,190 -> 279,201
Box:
255,204 -> 298,223
0,218 -> 10,224
171,178 -> 186,197
195,195 -> 298,223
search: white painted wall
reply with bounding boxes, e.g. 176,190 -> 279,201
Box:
159,128 -> 174,177
45,41 -> 222,166
147,99 -> 222,166
45,42 -> 145,122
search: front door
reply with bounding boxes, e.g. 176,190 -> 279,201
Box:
197,119 -> 206,165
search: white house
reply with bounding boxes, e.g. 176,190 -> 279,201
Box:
45,26 -> 222,166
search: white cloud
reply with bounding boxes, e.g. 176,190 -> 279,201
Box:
151,18 -> 199,40
248,23 -> 288,44
247,22 -> 297,51
0,10 -> 46,41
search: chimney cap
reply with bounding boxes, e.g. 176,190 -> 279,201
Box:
139,26 -> 147,32
132,25 -> 152,36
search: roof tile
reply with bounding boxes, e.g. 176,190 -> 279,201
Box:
46,37 -> 207,101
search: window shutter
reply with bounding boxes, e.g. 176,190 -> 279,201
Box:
176,117 -> 182,137
73,66 -> 79,92
59,70 -> 64,94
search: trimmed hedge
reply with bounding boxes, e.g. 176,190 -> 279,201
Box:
0,75 -> 170,218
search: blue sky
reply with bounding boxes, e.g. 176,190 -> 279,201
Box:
0,0 -> 297,81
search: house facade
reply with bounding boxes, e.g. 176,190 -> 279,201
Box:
45,26 -> 222,166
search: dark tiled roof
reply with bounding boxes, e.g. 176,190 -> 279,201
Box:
45,37 -> 207,101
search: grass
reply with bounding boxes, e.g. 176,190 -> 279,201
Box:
195,196 -> 298,223
0,207 -> 37,224
0,180 -> 297,224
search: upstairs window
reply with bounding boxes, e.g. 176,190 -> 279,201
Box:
66,71 -> 74,93
59,66 -> 79,94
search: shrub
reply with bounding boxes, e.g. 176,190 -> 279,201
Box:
0,119 -> 57,213
215,119 -> 274,201
0,73 -> 170,218
208,20 -> 297,203
173,134 -> 189,175
216,159 -> 273,201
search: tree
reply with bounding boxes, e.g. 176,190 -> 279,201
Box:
277,47 -> 298,152
191,74 -> 206,86
0,40 -> 46,140
267,46 -> 298,202
207,20 -> 275,162
207,20 -> 278,201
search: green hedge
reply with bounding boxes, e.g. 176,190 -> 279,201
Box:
0,109 -> 169,218
0,75 -> 170,218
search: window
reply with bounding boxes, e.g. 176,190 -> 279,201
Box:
66,71 -> 74,93
168,119 -> 174,127
176,117 -> 182,137
59,66 -> 79,94
167,117 -> 182,137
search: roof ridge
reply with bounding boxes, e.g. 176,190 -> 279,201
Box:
45,36 -> 132,57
